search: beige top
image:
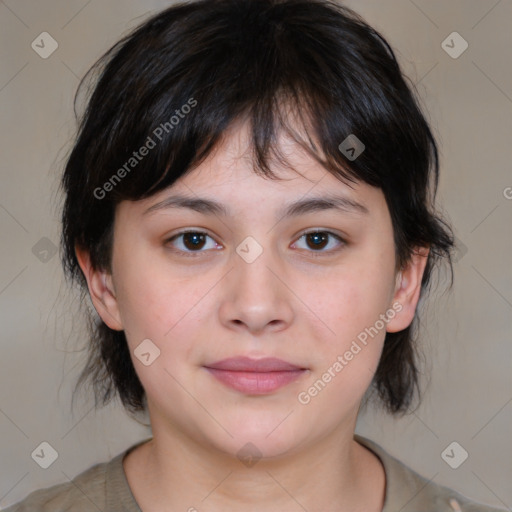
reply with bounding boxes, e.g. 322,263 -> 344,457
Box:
3,435 -> 506,512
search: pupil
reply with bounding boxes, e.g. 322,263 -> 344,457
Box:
184,233 -> 205,250
308,232 -> 327,249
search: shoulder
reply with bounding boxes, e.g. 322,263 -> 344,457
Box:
2,460 -> 108,512
355,435 -> 508,512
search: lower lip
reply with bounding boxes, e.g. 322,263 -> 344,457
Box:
204,368 -> 307,394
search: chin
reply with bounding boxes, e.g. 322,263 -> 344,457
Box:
208,414 -> 307,460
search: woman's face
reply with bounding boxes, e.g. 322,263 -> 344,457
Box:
81,121 -> 426,459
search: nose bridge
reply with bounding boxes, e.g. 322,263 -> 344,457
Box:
234,234 -> 282,303
219,234 -> 294,332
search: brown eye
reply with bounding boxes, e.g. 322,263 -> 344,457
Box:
293,230 -> 346,255
181,232 -> 207,250
166,230 -> 220,256
305,232 -> 329,250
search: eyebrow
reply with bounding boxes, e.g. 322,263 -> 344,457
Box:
143,193 -> 369,219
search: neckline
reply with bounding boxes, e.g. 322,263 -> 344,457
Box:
109,435 -> 394,512
354,434 -> 395,512
106,437 -> 151,511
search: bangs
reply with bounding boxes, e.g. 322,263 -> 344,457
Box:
94,85 -> 360,203
69,0 -> 423,209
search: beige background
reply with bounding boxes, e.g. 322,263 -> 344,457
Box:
0,0 -> 511,509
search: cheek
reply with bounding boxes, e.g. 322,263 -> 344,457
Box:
294,247 -> 395,405
112,251 -> 211,369
295,275 -> 389,416
114,266 -> 167,340
308,254 -> 394,342
111,264 -> 205,405
112,239 -> 193,334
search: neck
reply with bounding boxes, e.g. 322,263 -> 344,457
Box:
125,422 -> 385,512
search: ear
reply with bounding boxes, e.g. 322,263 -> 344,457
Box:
386,246 -> 429,333
75,244 -> 123,331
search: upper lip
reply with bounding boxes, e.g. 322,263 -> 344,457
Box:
204,357 -> 305,372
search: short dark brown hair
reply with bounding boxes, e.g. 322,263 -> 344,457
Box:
61,0 -> 454,416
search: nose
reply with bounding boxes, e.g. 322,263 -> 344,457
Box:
218,244 -> 295,335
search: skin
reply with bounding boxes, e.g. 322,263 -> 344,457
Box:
77,120 -> 429,512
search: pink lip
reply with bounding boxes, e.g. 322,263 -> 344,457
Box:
205,357 -> 304,372
204,357 -> 308,394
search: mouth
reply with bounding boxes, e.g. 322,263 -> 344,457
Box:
203,357 -> 308,395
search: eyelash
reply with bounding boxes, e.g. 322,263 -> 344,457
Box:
165,229 -> 346,258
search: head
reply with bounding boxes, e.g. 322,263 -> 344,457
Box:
62,0 -> 454,456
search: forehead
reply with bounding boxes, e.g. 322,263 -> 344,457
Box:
118,119 -> 388,220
